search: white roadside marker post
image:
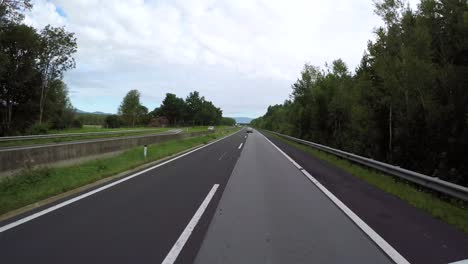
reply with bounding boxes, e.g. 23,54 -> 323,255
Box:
144,144 -> 148,159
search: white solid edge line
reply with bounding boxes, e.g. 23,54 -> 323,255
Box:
0,131 -> 238,233
162,184 -> 219,264
238,143 -> 243,149
260,133 -> 410,264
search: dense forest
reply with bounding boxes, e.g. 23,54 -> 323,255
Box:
0,0 -> 78,135
252,0 -> 468,186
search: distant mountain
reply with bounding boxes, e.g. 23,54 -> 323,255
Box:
91,111 -> 112,115
231,117 -> 253,124
75,109 -> 112,115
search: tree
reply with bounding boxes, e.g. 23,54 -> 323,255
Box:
159,93 -> 186,125
221,117 -> 236,126
0,23 -> 40,135
252,0 -> 468,186
0,1 -> 78,135
137,105 -> 150,125
199,100 -> 222,125
118,89 -> 143,127
185,91 -> 204,125
0,0 -> 32,25
37,25 -> 77,124
45,80 -> 75,129
105,115 -> 122,128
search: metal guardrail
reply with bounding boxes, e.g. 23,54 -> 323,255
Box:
0,129 -> 174,142
266,130 -> 468,202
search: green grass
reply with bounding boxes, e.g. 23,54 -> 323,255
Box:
183,126 -> 231,132
0,128 -> 172,148
0,126 -> 234,148
48,126 -> 162,134
268,133 -> 468,233
0,128 -> 238,216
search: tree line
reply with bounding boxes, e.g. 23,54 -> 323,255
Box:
105,89 -> 235,128
0,0 -> 78,135
0,1 -> 234,135
252,0 -> 468,186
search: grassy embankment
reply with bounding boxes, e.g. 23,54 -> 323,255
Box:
0,128 -> 238,216
268,132 -> 468,233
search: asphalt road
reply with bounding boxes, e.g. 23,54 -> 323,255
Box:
0,129 -> 245,263
1,128 -> 464,263
263,131 -> 468,264
195,131 -> 393,263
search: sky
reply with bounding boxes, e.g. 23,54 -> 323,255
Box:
24,0 -> 418,118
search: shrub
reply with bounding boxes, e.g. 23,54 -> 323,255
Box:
71,119 -> 83,128
105,115 -> 122,128
29,123 -> 49,135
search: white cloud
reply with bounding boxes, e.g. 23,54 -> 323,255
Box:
23,0 -> 420,117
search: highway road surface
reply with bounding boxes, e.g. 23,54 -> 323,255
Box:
0,128 -> 466,263
194,131 -> 395,263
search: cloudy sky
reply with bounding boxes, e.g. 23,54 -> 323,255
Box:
24,0 -> 417,118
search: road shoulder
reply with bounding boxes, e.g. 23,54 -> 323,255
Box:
262,131 -> 468,264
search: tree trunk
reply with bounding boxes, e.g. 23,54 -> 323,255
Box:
388,104 -> 393,161
39,77 -> 49,124
39,63 -> 53,125
7,103 -> 12,129
39,86 -> 44,124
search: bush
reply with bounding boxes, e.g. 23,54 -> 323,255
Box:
29,123 -> 49,135
221,117 -> 236,126
105,115 -> 122,128
71,119 -> 83,128
76,113 -> 107,126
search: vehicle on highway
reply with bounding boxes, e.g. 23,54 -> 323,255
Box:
246,127 -> 253,133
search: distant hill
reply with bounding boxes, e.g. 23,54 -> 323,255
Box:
75,109 -> 112,115
232,117 -> 253,124
91,111 -> 112,115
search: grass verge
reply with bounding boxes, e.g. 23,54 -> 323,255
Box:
0,128 -> 238,216
268,132 -> 468,233
48,126 -> 163,134
184,126 -> 231,132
